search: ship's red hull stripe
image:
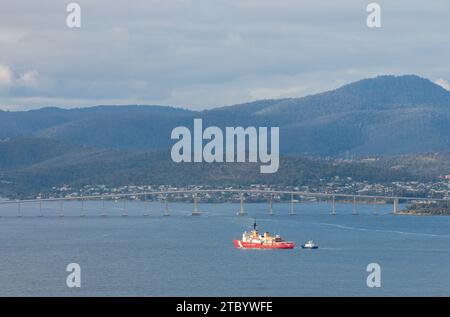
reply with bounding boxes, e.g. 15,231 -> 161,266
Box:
234,240 -> 295,249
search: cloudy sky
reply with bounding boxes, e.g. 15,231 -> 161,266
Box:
1,0 -> 450,110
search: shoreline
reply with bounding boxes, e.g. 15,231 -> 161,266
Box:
397,210 -> 450,216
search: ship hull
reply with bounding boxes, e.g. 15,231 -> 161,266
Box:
234,240 -> 295,249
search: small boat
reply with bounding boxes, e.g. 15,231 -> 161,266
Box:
234,221 -> 295,249
301,240 -> 318,249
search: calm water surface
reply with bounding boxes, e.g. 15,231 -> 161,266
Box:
0,201 -> 449,296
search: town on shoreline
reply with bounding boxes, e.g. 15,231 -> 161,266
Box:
3,181 -> 447,216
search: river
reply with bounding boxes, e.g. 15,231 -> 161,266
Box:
0,201 -> 449,296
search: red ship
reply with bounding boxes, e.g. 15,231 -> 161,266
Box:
234,221 -> 295,249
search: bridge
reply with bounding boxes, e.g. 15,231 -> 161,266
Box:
0,189 -> 447,218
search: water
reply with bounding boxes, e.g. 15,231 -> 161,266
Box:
0,201 -> 449,296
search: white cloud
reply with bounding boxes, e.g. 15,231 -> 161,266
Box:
17,70 -> 39,87
1,1 -> 450,109
0,65 -> 14,89
434,78 -> 450,91
249,85 -> 308,100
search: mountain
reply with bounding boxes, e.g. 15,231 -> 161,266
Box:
0,137 -> 83,169
0,105 -> 195,150
1,75 -> 449,157
246,75 -> 450,156
0,138 -> 422,198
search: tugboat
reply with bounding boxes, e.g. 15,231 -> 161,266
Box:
234,221 -> 295,249
301,240 -> 318,249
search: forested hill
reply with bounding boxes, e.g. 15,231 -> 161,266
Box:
1,75 -> 450,157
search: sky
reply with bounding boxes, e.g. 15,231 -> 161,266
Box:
1,0 -> 450,111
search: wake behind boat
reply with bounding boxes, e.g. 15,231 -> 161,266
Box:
234,221 -> 295,249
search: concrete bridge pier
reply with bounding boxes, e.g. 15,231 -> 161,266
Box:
101,199 -> 106,217
121,199 -> 128,217
373,198 -> 379,215
80,199 -> 86,217
352,196 -> 358,215
268,195 -> 273,216
393,198 -> 399,215
331,195 -> 337,215
192,192 -> 201,216
163,196 -> 170,216
237,193 -> 247,216
289,193 -> 296,215
143,194 -> 150,217
17,203 -> 22,218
